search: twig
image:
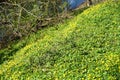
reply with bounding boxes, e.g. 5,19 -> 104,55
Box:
1,2 -> 38,18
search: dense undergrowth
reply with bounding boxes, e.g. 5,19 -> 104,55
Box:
0,0 -> 71,48
0,0 -> 104,49
0,0 -> 120,79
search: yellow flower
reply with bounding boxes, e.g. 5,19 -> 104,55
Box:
87,74 -> 92,80
95,67 -> 99,71
81,78 -> 85,80
101,61 -> 104,64
105,63 -> 109,70
55,78 -> 58,80
63,73 -> 66,77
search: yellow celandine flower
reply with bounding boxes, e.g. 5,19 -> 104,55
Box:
27,77 -> 31,80
0,70 -> 2,75
101,61 -> 104,64
105,63 -> 109,70
95,67 -> 99,71
53,71 -> 56,75
97,78 -> 101,80
55,78 -> 58,80
63,73 -> 66,77
87,74 -> 92,79
81,78 -> 85,80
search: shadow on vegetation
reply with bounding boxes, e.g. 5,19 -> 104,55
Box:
0,42 -> 26,64
72,7 -> 89,16
108,64 -> 120,80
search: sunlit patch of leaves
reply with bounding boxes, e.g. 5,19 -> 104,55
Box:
0,0 -> 120,79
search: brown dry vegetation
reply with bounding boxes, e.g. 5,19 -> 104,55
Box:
0,0 -> 105,49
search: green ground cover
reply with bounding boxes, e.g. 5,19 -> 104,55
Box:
0,0 -> 120,80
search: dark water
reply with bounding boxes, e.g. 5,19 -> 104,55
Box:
67,0 -> 85,9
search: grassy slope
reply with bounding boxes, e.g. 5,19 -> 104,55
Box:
0,0 -> 120,80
